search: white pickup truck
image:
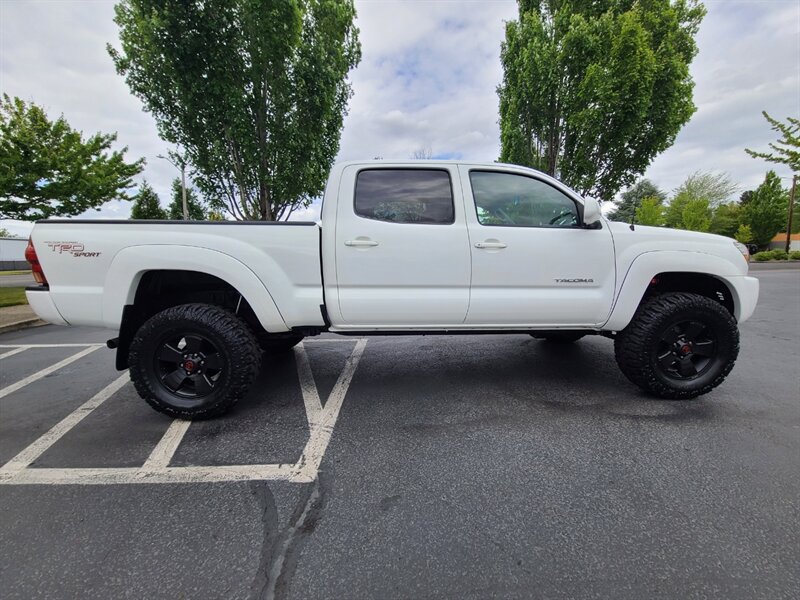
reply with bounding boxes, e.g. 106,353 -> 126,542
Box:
25,160 -> 759,419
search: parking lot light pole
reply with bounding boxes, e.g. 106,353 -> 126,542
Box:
786,174 -> 797,254
157,150 -> 189,220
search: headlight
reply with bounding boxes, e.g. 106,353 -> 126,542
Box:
734,241 -> 750,262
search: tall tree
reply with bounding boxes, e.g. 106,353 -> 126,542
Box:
607,178 -> 665,222
130,181 -> 166,219
0,94 -> 143,220
679,197 -> 711,232
665,171 -> 737,228
635,197 -> 665,226
167,178 -> 206,220
109,0 -> 361,221
741,171 -> 788,247
498,0 -> 705,199
745,112 -> 800,173
709,202 -> 742,238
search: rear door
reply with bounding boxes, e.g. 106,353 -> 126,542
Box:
333,165 -> 471,327
460,166 -> 616,326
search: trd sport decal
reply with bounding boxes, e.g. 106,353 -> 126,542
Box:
45,242 -> 101,258
554,278 -> 594,283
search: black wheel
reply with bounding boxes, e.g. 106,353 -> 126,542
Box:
530,331 -> 587,343
258,333 -> 304,354
614,292 -> 739,399
128,303 -> 261,419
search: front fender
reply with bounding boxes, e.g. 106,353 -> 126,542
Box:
604,250 -> 748,331
102,245 -> 289,332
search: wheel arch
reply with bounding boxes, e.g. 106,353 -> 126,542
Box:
604,251 -> 744,331
103,246 -> 289,370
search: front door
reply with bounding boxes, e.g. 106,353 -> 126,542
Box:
461,166 -> 616,327
334,165 -> 471,327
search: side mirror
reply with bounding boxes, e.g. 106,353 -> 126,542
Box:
582,198 -> 603,229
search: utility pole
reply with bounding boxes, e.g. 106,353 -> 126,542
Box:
157,149 -> 189,220
786,174 -> 797,254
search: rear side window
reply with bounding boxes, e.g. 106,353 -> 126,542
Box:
354,169 -> 454,224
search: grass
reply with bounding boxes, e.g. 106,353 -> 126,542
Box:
0,270 -> 31,276
0,287 -> 28,308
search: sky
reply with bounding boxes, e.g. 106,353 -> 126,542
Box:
1,0 -> 798,237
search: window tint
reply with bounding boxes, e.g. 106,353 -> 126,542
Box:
355,169 -> 454,224
469,171 -> 579,228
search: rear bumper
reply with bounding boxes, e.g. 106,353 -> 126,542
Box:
724,275 -> 759,323
25,288 -> 68,326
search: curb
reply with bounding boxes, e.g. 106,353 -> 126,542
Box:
0,318 -> 47,335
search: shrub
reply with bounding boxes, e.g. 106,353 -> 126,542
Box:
789,250 -> 800,260
752,249 -> 789,261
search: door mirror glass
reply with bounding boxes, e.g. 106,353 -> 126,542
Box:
582,198 -> 602,229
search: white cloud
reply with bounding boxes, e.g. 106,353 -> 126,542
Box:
1,0 -> 798,237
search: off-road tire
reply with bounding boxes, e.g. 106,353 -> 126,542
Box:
614,292 -> 739,400
129,303 -> 261,419
531,332 -> 587,343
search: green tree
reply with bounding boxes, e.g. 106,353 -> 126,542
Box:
130,181 -> 166,219
709,202 -> 742,238
742,171 -> 788,247
109,0 -> 361,221
0,94 -> 143,221
665,171 -> 737,229
167,178 -> 206,220
745,112 -> 800,173
734,224 -> 753,244
498,0 -> 705,199
680,197 -> 711,232
0,227 -> 11,237
607,178 -> 665,222
635,196 -> 665,226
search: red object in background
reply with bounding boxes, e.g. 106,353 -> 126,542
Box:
25,238 -> 48,285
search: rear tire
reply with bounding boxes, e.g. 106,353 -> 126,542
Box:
128,303 -> 261,420
614,292 -> 739,399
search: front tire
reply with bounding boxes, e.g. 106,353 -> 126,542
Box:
129,303 -> 261,419
614,292 -> 739,399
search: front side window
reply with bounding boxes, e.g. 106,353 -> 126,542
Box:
469,171 -> 579,228
355,169 -> 454,224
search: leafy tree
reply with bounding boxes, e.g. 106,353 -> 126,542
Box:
745,112 -> 800,173
665,171 -> 737,229
709,202 -> 742,238
167,178 -> 206,220
0,94 -> 143,220
742,171 -> 788,247
130,181 -> 166,219
607,178 -> 665,222
734,224 -> 753,244
680,197 -> 711,232
109,0 -> 361,221
498,0 -> 705,199
635,196 -> 665,226
0,227 -> 11,237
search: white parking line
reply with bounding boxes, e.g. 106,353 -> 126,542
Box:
0,373 -> 130,475
291,338 -> 368,482
0,339 -> 367,485
141,420 -> 192,469
0,343 -> 105,348
0,347 -> 28,360
0,346 -> 100,399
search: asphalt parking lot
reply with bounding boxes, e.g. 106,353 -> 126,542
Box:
1,269 -> 798,599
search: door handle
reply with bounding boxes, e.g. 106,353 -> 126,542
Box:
345,239 -> 379,247
475,241 -> 507,249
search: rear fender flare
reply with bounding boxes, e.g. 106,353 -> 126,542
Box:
102,245 -> 289,332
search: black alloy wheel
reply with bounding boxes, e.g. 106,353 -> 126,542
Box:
155,333 -> 224,398
655,320 -> 717,380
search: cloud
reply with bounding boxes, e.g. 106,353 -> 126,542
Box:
1,0 -> 798,241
